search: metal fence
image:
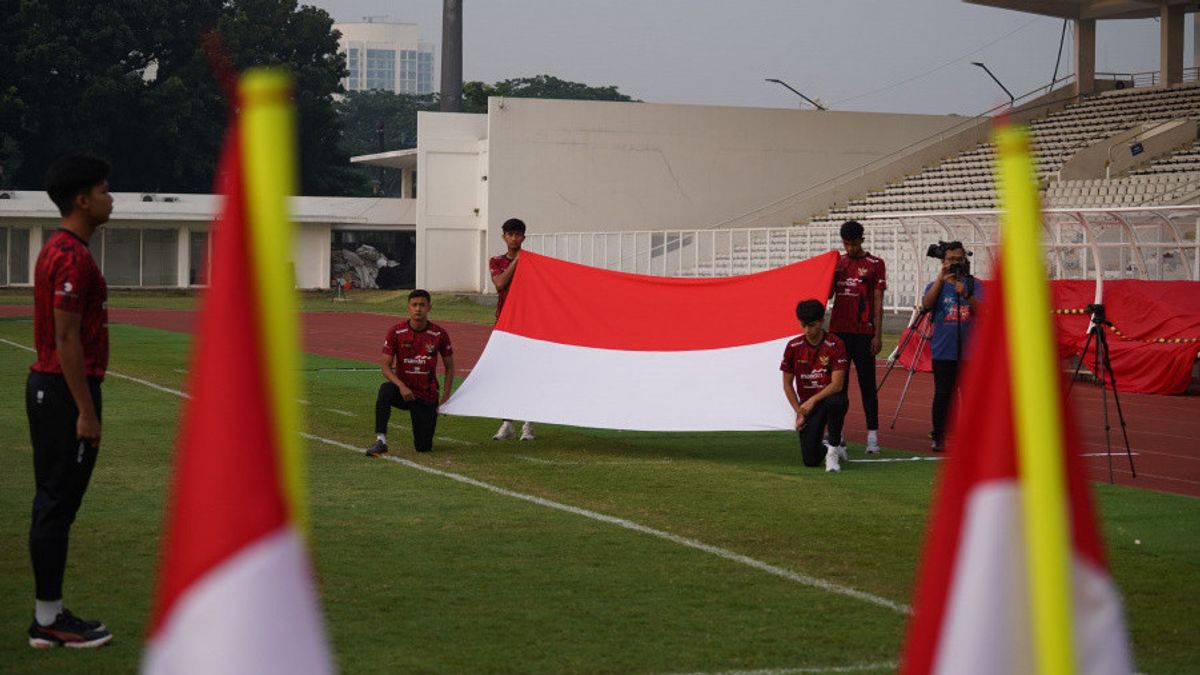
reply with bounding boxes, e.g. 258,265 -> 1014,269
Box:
523,206 -> 1200,312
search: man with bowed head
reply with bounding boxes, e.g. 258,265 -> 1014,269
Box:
781,299 -> 851,472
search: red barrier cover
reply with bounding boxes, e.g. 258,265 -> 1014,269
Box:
892,279 -> 1200,395
1052,280 -> 1200,395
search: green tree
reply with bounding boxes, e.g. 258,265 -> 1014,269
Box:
0,0 -> 356,196
462,74 -> 636,113
335,90 -> 437,197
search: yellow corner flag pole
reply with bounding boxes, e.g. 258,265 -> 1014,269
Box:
238,68 -> 309,535
995,124 -> 1076,675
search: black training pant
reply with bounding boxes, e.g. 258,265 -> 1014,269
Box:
27,371 -> 102,602
931,359 -> 960,442
796,392 -> 848,467
836,332 -> 879,431
375,382 -> 439,453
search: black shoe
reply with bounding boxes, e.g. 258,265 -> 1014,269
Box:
28,610 -> 112,648
930,440 -> 944,453
365,439 -> 388,457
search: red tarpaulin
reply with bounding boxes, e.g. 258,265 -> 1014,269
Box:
892,280 -> 1200,395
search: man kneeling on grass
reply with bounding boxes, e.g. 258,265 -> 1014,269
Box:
781,299 -> 850,472
366,290 -> 455,456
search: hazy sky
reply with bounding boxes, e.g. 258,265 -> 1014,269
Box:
314,1 -> 1185,115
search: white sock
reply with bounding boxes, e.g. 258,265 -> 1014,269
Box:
36,599 -> 62,626
376,433 -> 386,443
867,430 -> 878,444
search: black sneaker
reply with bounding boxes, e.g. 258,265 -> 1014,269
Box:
931,439 -> 944,453
28,610 -> 112,648
365,439 -> 388,457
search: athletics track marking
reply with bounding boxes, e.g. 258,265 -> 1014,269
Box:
0,336 -> 910,616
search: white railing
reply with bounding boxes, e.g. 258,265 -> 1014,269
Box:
523,206 -> 1200,313
1097,67 -> 1200,88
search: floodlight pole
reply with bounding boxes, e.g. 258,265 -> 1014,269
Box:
971,62 -> 1015,107
765,78 -> 827,110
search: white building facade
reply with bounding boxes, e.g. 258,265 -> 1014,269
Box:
0,192 -> 413,289
335,21 -> 436,95
401,98 -> 972,293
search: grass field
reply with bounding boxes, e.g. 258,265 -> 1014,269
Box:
1,316 -> 1197,674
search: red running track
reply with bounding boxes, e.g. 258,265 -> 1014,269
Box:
3,305 -> 1197,497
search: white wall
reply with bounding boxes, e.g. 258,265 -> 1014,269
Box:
415,112 -> 489,291
484,98 -> 968,250
295,223 -> 332,289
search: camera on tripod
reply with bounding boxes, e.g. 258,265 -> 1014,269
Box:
926,240 -> 971,276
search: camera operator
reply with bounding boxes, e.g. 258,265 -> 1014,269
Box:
920,241 -> 982,452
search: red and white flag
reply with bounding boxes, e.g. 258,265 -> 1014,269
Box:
142,70 -> 333,674
900,124 -> 1131,675
442,251 -> 838,431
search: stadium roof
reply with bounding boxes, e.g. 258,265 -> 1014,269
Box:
966,0 -> 1193,20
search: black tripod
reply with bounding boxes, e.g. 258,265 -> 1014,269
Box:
1067,303 -> 1137,483
878,307 -> 933,429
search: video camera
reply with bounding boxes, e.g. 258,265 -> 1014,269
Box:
926,240 -> 971,277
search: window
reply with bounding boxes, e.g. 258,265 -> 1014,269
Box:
104,228 -> 141,286
417,51 -> 433,95
0,227 -> 7,285
141,229 -> 178,286
347,48 -> 361,91
189,231 -> 210,285
365,49 -> 395,91
9,228 -> 29,284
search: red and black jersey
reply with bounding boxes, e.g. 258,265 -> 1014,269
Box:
489,254 -> 515,319
829,253 -> 887,334
31,229 -> 108,379
382,320 -> 453,402
780,332 -> 848,403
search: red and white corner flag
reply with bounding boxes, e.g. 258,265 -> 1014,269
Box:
900,125 -> 1132,674
441,250 -> 838,431
142,69 -> 334,674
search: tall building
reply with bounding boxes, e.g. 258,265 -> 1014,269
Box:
335,20 -> 436,95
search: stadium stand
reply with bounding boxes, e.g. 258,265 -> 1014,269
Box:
817,82 -> 1200,221
684,82 -> 1200,281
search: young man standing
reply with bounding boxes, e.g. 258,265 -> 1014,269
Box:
366,290 -> 455,455
829,220 -> 886,454
921,242 -> 982,452
781,299 -> 850,472
488,217 -> 534,441
26,155 -> 114,648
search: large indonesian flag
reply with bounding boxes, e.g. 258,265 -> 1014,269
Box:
900,125 -> 1131,675
442,250 -> 838,431
143,70 -> 334,674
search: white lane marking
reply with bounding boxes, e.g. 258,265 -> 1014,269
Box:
322,408 -> 356,417
0,336 -> 908,615
308,433 -> 910,615
518,455 -> 675,467
1079,452 -> 1140,457
665,662 -> 897,675
848,456 -> 944,463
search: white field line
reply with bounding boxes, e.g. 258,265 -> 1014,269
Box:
323,408 -> 356,417
848,456 -> 943,463
307,432 -> 910,615
665,661 -> 897,675
387,422 -> 477,446
519,455 -> 676,467
1,336 -> 909,615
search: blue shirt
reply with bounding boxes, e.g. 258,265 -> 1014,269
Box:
925,277 -> 983,361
